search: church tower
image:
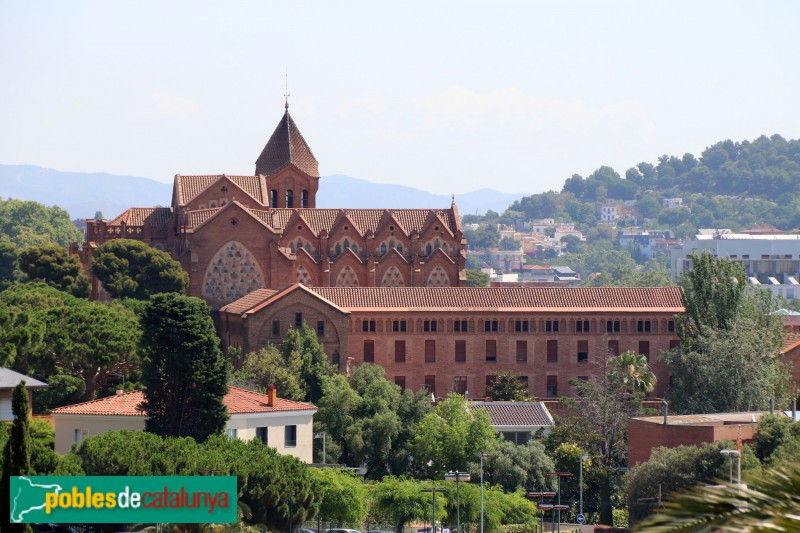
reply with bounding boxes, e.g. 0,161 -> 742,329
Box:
255,105 -> 320,209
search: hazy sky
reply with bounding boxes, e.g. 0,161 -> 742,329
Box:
1,1 -> 798,195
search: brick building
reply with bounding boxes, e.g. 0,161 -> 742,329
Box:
77,106 -> 466,307
219,284 -> 682,399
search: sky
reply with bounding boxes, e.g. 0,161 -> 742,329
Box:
1,1 -> 799,195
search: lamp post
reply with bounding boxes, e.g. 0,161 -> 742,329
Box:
314,432 -> 327,465
527,491 -> 556,533
545,472 -> 573,533
445,471 -> 470,533
720,450 -> 741,484
421,486 -> 445,533
479,453 -> 488,533
579,455 -> 589,517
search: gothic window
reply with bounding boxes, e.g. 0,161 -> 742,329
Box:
297,239 -> 303,250
296,265 -> 313,286
442,243 -> 449,254
351,243 -> 359,253
336,266 -> 360,287
210,201 -> 217,208
344,238 -> 350,249
389,238 -> 395,249
202,241 -> 264,303
426,266 -> 450,287
289,243 -> 295,253
381,266 -> 405,287
301,190 -> 309,208
397,243 -> 403,253
270,190 -> 278,208
335,243 -> 341,256
426,243 -> 432,256
305,243 -> 312,253
434,239 -> 440,249
285,189 -> 293,208
380,243 -> 387,255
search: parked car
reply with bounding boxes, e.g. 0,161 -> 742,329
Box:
328,529 -> 363,533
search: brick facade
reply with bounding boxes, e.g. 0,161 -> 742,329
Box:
220,285 -> 683,400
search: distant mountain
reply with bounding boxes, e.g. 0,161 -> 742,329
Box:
318,174 -> 524,215
0,165 -> 525,219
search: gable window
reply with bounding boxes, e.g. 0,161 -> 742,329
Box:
484,320 -> 498,332
272,320 -> 280,337
454,320 -> 468,333
516,340 -> 527,362
363,340 -> 375,363
423,320 -> 438,332
515,320 -> 529,332
455,340 -> 467,363
294,312 -> 303,329
395,340 -> 406,362
425,340 -> 436,362
316,320 -> 325,337
362,320 -> 376,332
485,340 -> 497,362
576,320 -> 590,333
547,340 -> 558,363
577,340 -> 589,363
285,425 -> 297,447
392,320 -> 407,332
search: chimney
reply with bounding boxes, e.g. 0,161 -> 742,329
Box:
267,385 -> 276,407
115,389 -> 124,396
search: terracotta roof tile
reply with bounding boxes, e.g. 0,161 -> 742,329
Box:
51,386 -> 315,416
175,175 -> 221,205
109,208 -> 170,227
470,401 -> 554,427
189,208 -> 222,227
228,175 -> 267,204
782,331 -> 800,354
304,286 -> 684,311
219,288 -> 280,315
256,111 -> 319,177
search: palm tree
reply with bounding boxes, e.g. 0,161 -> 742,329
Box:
610,351 -> 656,394
637,461 -> 800,532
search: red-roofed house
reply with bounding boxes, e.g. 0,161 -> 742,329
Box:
219,283 -> 683,399
51,386 -> 316,461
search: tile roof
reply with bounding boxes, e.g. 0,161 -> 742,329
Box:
182,207 -> 460,236
51,386 -> 315,416
109,207 -> 170,227
228,175 -> 267,204
0,368 -> 48,389
304,286 -> 684,312
470,401 -> 554,427
782,331 -> 800,354
174,175 -> 268,206
255,110 -> 319,178
219,288 -> 280,315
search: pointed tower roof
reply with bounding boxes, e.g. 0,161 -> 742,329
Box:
255,108 -> 319,178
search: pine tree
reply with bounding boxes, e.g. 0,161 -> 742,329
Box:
1,381 -> 33,533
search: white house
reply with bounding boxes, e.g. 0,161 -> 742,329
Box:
469,401 -> 554,445
0,368 -> 48,420
51,386 -> 317,462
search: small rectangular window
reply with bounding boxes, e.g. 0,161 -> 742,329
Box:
577,340 -> 589,363
362,320 -> 376,332
316,320 -> 325,337
226,428 -> 237,439
637,320 -> 651,333
395,340 -> 406,362
454,320 -> 468,333
285,425 -> 297,447
486,375 -> 497,388
639,340 -> 650,360
515,320 -> 529,332
546,375 -> 558,398
425,375 -> 436,397
454,376 -> 467,395
670,339 -> 680,349
364,340 -> 375,363
484,320 -> 498,332
608,340 -> 620,356
395,376 -> 406,389
393,320 -> 407,332
256,427 -> 268,445
547,340 -> 558,363
272,320 -> 280,337
668,320 -> 675,332
485,340 -> 497,362
546,320 -> 559,333
455,340 -> 467,363
425,340 -> 436,362
294,312 -> 303,329
424,320 -> 438,332
516,340 -> 528,362
576,320 -> 589,333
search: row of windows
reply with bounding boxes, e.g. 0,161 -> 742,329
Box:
358,318 -> 675,334
364,338 -> 680,364
391,373 -> 584,399
226,425 -> 297,447
270,189 -> 309,209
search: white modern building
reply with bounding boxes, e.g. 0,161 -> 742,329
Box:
671,232 -> 800,301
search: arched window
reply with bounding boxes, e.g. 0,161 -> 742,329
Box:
297,239 -> 303,251
301,190 -> 309,208
380,243 -> 387,255
270,189 -> 278,208
397,243 -> 404,254
305,243 -> 312,253
434,239 -> 440,250
289,243 -> 295,253
335,243 -> 342,256
344,238 -> 350,249
285,189 -> 294,208
210,201 -> 217,208
442,243 -> 449,254
426,243 -> 432,256
381,266 -> 405,287
351,243 -> 359,253
389,238 -> 395,249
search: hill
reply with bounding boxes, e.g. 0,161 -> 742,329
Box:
0,165 -> 523,219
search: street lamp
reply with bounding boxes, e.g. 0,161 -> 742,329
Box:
720,449 -> 741,485
527,491 -> 556,533
421,486 -> 445,533
479,452 -> 488,533
545,472 -> 573,533
579,455 -> 589,518
314,432 -> 327,465
445,471 -> 470,533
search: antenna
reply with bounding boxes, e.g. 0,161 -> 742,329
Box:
284,70 -> 290,110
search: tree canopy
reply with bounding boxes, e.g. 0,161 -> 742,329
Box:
91,238 -> 189,299
18,243 -> 89,297
140,293 -> 229,442
0,198 -> 82,248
